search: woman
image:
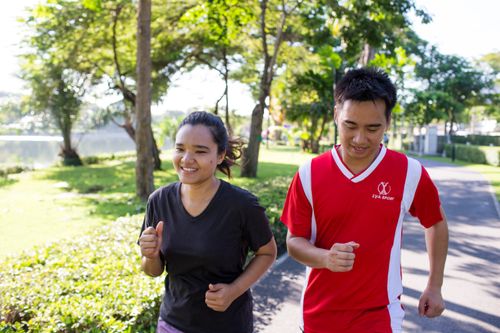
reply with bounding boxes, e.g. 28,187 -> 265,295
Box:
138,111 -> 277,333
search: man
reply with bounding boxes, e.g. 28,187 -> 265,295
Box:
281,67 -> 448,333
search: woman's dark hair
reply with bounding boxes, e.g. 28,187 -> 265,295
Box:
178,111 -> 243,178
334,67 -> 397,121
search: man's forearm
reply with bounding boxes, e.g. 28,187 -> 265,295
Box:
425,212 -> 449,288
287,232 -> 329,269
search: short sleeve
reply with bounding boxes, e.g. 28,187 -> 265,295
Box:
409,166 -> 443,228
137,194 -> 160,244
241,194 -> 273,252
280,172 -> 313,239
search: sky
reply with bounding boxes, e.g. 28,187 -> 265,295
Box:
1,0 -> 499,114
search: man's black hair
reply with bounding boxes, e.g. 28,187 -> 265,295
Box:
334,67 -> 397,121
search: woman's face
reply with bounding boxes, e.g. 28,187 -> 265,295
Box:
173,124 -> 225,186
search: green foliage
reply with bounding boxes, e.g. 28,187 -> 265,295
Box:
408,46 -> 494,130
329,0 -> 430,64
452,135 -> 500,147
444,144 -> 500,167
156,114 -> 184,147
0,147 -> 310,331
0,215 -> 163,333
0,166 -> 32,178
247,176 -> 291,252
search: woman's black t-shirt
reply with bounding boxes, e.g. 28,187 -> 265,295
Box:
140,180 -> 273,333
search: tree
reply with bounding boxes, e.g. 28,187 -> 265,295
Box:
20,0 -> 97,165
135,0 -> 154,200
20,0 -> 197,170
22,62 -> 87,166
328,0 -> 431,66
238,0 -> 304,177
233,0 -> 431,176
282,46 -> 340,153
180,0 -> 253,133
412,46 -> 494,139
479,52 -> 500,121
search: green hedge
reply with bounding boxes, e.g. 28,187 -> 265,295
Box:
452,135 -> 500,147
246,176 -> 291,253
81,152 -> 136,166
0,216 -> 163,333
0,166 -> 32,178
444,144 -> 500,166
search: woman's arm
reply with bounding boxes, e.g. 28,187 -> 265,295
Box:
205,237 -> 277,312
141,256 -> 165,277
139,222 -> 165,277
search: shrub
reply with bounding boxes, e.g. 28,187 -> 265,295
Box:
451,135 -> 500,147
81,152 -> 136,166
0,166 -> 32,178
246,176 -> 292,254
0,216 -> 163,333
444,144 -> 500,166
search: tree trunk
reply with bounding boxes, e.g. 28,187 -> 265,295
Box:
241,102 -> 265,177
359,43 -> 375,66
444,120 -> 450,144
135,0 -> 154,201
240,0 -> 288,177
56,108 -> 82,166
112,4 -> 161,171
448,110 -> 455,139
311,112 -> 329,154
59,126 -> 82,166
150,127 -> 162,170
223,51 -> 232,135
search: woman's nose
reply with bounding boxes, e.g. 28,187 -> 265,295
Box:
182,152 -> 194,163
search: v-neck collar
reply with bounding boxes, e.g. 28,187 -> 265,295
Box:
331,145 -> 386,183
176,180 -> 225,220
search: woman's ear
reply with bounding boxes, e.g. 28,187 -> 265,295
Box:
217,150 -> 226,165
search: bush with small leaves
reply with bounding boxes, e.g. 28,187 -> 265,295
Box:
0,216 -> 163,333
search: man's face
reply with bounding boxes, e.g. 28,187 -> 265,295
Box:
334,99 -> 389,170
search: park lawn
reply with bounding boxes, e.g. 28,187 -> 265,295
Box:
0,146 -> 313,259
5,145 -> 496,260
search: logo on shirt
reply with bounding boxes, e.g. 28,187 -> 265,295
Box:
372,181 -> 395,201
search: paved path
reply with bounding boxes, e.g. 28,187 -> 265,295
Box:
252,159 -> 500,333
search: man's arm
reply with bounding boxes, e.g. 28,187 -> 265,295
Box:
286,231 -> 359,272
419,206 -> 449,317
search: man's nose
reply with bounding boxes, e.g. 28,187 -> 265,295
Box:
353,131 -> 367,144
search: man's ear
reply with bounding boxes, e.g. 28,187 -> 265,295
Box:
333,106 -> 338,126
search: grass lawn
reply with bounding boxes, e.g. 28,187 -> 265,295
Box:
1,145 -> 497,259
0,145 -> 314,259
